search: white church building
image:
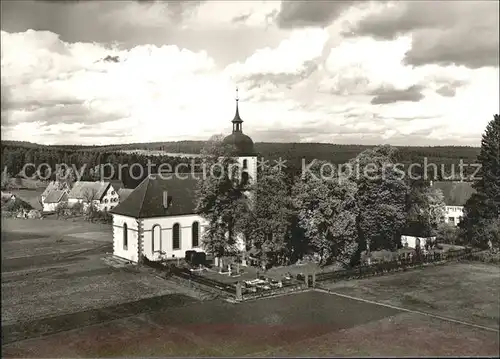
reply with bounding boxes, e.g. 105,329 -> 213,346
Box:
110,92 -> 257,263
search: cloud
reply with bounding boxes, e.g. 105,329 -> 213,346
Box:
1,29 -> 228,144
275,0 -> 361,29
435,80 -> 467,98
225,28 -> 328,92
319,36 -> 416,96
347,1 -> 499,69
1,3 -> 499,147
370,85 -> 424,105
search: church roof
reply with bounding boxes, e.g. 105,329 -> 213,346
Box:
431,181 -> 476,206
109,173 -> 201,218
223,89 -> 255,156
223,132 -> 256,156
117,188 -> 133,202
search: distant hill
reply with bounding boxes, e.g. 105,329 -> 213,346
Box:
1,139 -> 481,189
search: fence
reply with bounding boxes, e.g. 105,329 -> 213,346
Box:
142,248 -> 481,301
314,248 -> 477,283
241,281 -> 307,301
142,258 -> 236,297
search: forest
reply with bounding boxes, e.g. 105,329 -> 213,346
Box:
1,140 -> 480,189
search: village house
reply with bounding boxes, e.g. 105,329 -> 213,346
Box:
68,181 -> 120,212
42,189 -> 69,212
431,181 -> 476,226
41,181 -> 70,204
1,191 -> 16,203
110,92 -> 257,263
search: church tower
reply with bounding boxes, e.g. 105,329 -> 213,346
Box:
222,88 -> 257,188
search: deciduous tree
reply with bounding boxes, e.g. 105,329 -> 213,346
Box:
293,160 -> 358,266
195,135 -> 250,264
350,145 -> 408,254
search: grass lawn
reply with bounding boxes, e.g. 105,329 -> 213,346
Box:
2,218 -> 498,357
2,290 -> 498,357
1,218 -> 207,326
319,262 -> 500,329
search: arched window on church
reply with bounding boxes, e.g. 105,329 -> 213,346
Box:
192,221 -> 199,248
243,159 -> 248,169
173,223 -> 181,250
152,224 -> 161,252
123,223 -> 128,250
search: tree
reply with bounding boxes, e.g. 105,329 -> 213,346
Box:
406,184 -> 446,237
1,167 -> 11,190
82,188 -> 99,221
350,145 -> 408,255
460,114 -> 500,248
293,160 -> 358,266
436,222 -> 458,245
195,135 -> 251,265
245,165 -> 294,267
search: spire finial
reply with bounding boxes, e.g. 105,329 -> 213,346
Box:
232,86 -> 243,132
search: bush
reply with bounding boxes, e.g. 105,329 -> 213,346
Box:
436,222 -> 458,244
2,198 -> 32,212
89,210 -> 113,224
471,251 -> 500,264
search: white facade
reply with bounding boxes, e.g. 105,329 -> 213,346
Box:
42,202 -> 59,212
401,235 -> 435,249
113,213 -> 209,263
113,214 -> 141,263
99,185 -> 120,211
444,205 -> 464,226
68,184 -> 119,212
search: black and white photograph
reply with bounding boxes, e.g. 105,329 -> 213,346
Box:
1,0 -> 499,357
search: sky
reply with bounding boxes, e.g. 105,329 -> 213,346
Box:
1,0 -> 499,146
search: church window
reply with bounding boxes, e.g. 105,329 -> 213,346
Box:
152,224 -> 161,252
192,221 -> 199,247
243,159 -> 248,169
123,223 -> 128,250
173,223 -> 181,250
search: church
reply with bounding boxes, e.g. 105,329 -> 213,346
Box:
109,91 -> 257,263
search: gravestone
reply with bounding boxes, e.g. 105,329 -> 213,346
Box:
236,282 -> 242,301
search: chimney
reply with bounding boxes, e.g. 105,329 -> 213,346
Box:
163,191 -> 169,209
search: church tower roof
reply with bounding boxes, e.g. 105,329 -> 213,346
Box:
223,87 -> 255,156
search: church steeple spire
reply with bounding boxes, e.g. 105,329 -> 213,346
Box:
232,86 -> 243,133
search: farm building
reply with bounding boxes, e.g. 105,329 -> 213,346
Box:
68,181 -> 120,212
42,189 -> 69,212
110,92 -> 255,263
1,191 -> 16,202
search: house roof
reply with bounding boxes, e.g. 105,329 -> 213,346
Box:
1,191 -> 15,201
117,188 -> 134,202
68,181 -> 110,201
110,173 -> 201,218
109,180 -> 124,191
432,181 -> 476,206
44,189 -> 68,204
42,181 -> 69,197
